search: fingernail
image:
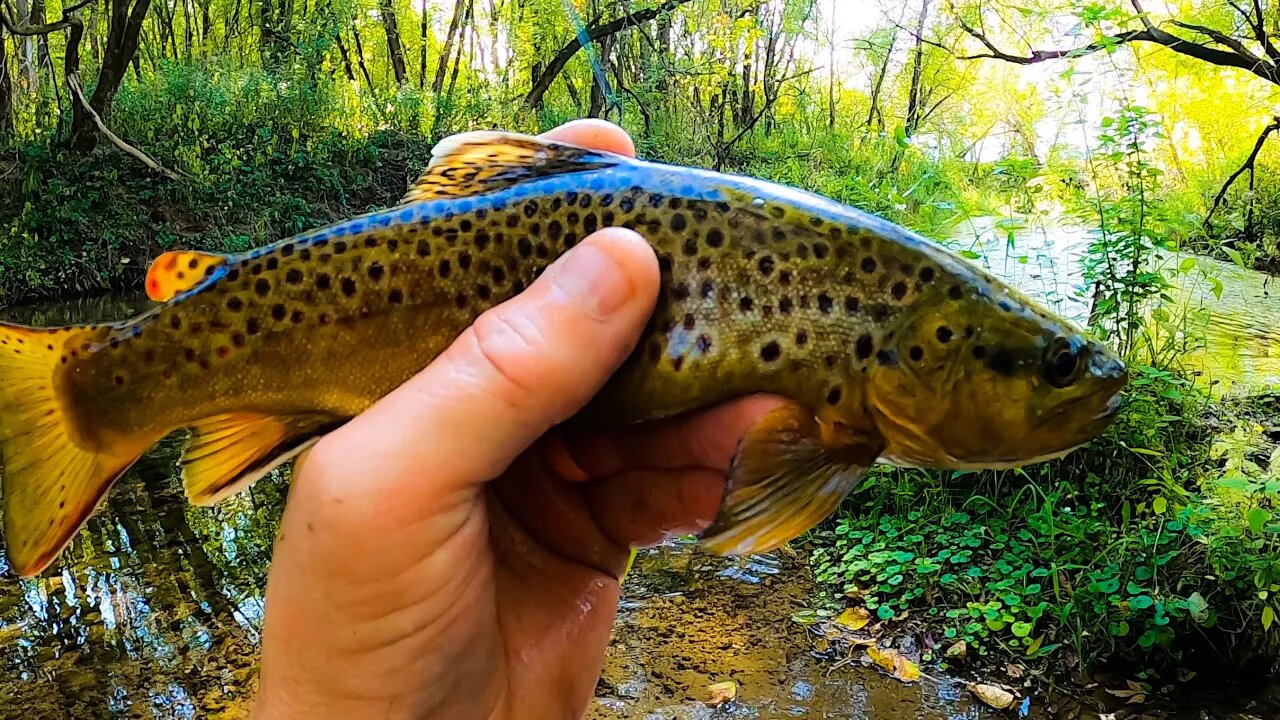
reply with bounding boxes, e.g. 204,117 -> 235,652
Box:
552,242 -> 635,318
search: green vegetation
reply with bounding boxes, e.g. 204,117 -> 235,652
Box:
0,0 -> 1279,700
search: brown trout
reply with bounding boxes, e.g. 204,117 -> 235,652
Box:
0,131 -> 1127,577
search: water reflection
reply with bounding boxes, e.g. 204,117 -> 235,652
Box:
950,216 -> 1280,393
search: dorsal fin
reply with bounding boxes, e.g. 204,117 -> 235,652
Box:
399,131 -> 620,205
146,250 -> 229,302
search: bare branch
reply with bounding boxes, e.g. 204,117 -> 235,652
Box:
66,73 -> 186,181
950,3 -> 1280,86
1170,20 -> 1263,62
1203,116 -> 1280,230
0,0 -> 90,35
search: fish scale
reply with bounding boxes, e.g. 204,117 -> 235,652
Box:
0,130 -> 1128,577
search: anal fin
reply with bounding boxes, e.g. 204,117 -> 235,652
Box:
146,250 -> 230,302
699,403 -> 884,556
182,412 -> 343,505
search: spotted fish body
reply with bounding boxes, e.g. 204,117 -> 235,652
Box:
0,132 -> 1128,576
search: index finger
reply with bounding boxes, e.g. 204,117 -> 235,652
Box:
557,395 -> 786,478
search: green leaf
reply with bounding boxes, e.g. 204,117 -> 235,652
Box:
1011,621 -> 1033,638
1153,497 -> 1167,514
1249,508 -> 1271,535
1263,606 -> 1275,631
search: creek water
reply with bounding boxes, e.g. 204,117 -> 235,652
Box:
1,220 -> 1278,719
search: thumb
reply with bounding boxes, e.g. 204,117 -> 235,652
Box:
302,227 -> 659,498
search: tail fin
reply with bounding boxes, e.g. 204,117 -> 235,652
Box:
0,322 -> 148,577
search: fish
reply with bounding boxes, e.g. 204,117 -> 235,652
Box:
0,131 -> 1128,577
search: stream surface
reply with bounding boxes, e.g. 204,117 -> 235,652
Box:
1,219 -> 1278,719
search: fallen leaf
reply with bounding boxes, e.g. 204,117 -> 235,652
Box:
1005,663 -> 1025,679
706,681 -> 737,706
945,641 -> 967,660
866,647 -> 921,683
835,607 -> 871,632
969,683 -> 1017,710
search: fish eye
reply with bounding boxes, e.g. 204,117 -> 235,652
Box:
1041,339 -> 1083,389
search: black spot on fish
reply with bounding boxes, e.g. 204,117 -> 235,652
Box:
226,297 -> 244,312
459,219 -> 473,233
778,270 -> 792,286
949,285 -> 963,300
600,193 -> 615,207
698,257 -> 712,272
506,214 -> 521,229
492,267 -> 506,284
476,284 -> 492,300
739,296 -> 754,312
227,268 -> 241,282
341,278 -> 357,297
683,238 -> 698,256
267,257 -> 279,271
439,259 -> 452,278
619,196 -> 635,213
813,242 -> 829,259
796,244 -> 810,259
779,297 -> 794,314
368,263 -> 385,282
706,228 -> 724,248
317,273 -> 332,291
333,241 -> 348,255
658,254 -> 673,273
291,309 -> 305,324
547,221 -> 564,241
232,333 -> 246,347
700,280 -> 714,299
475,231 -> 490,250
972,345 -> 987,360
454,292 -> 467,309
388,289 -> 404,304
535,242 -> 550,259
286,269 -> 304,285
271,304 -> 287,322
861,257 -> 877,273
758,256 -> 775,276
818,293 -> 833,314
844,296 -> 860,313
760,341 -> 781,362
891,282 -> 908,301
247,318 -> 261,335
989,348 -> 1016,376
826,387 -> 842,405
300,249 -> 312,261
417,239 -> 432,257
204,265 -> 217,277
517,238 -> 532,258
523,201 -> 538,218
459,252 -> 472,271
671,213 -> 688,232
254,279 -> 271,297
919,266 -> 935,283
868,303 -> 890,322
876,349 -> 898,367
795,330 -> 809,346
909,346 -> 924,362
936,326 -> 953,343
855,335 -> 874,360
281,244 -> 296,257
715,201 -> 731,214
583,214 -> 599,233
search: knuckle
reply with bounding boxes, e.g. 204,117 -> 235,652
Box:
463,306 -> 551,413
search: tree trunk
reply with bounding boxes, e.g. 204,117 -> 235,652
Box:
16,0 -> 37,85
418,0 -> 429,89
335,31 -> 356,82
32,0 -> 52,75
865,30 -> 897,131
70,0 -> 154,152
0,26 -> 13,136
827,0 -> 836,128
259,0 -> 292,68
350,21 -> 376,98
903,0 -> 931,137
433,0 -> 467,95
589,34 -> 613,117
377,0 -> 406,85
524,0 -> 694,109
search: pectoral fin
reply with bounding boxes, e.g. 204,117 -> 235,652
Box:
699,403 -> 884,556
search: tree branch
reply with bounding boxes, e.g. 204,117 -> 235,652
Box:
523,0 -> 696,108
951,2 -> 1280,86
0,0 -> 90,35
66,73 -> 186,181
1203,116 -> 1280,230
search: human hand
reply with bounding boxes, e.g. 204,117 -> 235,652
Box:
251,119 -> 783,720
